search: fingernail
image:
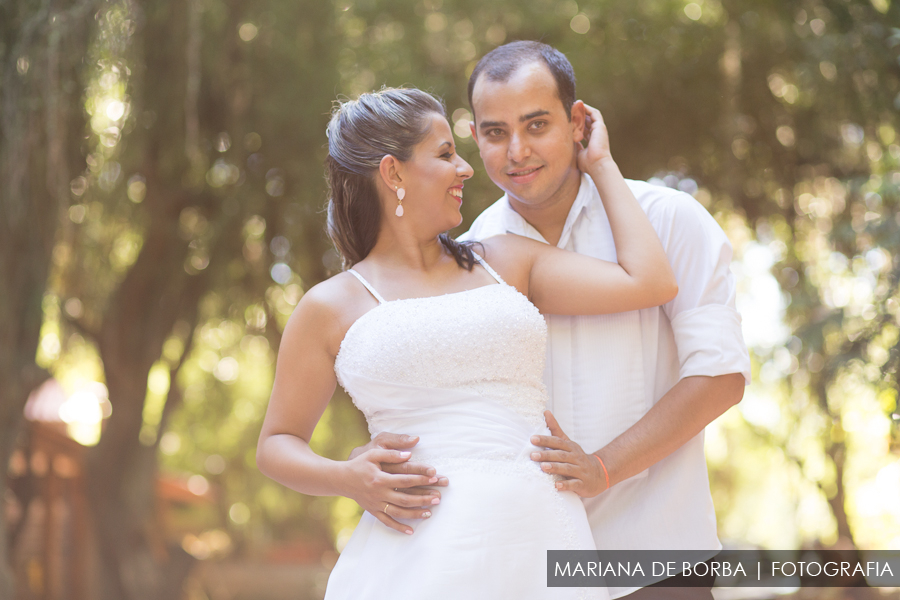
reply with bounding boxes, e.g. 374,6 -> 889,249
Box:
399,451 -> 411,458
426,468 -> 436,476
438,477 -> 448,485
556,482 -> 563,490
542,462 -> 551,471
405,529 -> 413,535
531,436 -> 540,444
431,497 -> 440,505
423,511 -> 431,518
531,452 -> 540,460
428,476 -> 438,483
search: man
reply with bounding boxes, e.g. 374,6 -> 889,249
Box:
351,41 -> 750,599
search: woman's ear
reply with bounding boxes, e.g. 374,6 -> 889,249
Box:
378,154 -> 403,192
570,100 -> 587,144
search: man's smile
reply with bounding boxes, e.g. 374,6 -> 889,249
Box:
507,165 -> 544,183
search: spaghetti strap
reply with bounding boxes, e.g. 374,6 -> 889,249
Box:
472,253 -> 507,286
347,269 -> 387,304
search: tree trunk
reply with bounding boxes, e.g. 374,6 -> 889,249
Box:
0,1 -> 95,595
80,1 -> 244,595
83,172 -> 243,598
86,211 -> 211,600
79,0 -> 339,593
813,373 -> 856,547
825,441 -> 855,546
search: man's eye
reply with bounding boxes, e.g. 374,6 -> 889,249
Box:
487,129 -> 504,137
530,121 -> 546,130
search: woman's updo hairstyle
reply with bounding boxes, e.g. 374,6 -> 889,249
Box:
325,87 -> 477,270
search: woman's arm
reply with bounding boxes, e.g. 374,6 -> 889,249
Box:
485,104 -> 677,315
256,281 -> 439,533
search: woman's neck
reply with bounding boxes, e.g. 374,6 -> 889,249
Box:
365,229 -> 451,273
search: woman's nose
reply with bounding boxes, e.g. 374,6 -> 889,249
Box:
456,155 -> 474,180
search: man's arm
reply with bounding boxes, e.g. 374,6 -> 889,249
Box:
533,186 -> 751,494
598,373 -> 744,487
532,374 -> 744,496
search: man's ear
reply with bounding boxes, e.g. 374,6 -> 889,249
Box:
469,120 -> 480,146
570,100 -> 587,144
378,154 -> 403,191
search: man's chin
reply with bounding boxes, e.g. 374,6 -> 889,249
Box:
499,181 -> 542,205
505,191 -> 548,210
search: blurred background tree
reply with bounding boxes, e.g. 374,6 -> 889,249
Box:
36,1 -> 346,597
1,0 -> 100,596
3,0 -> 899,598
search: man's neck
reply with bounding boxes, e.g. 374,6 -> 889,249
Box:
507,170 -> 582,247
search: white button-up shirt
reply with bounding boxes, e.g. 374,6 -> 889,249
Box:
460,173 -> 751,598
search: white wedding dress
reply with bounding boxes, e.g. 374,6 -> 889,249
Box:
325,255 -> 607,599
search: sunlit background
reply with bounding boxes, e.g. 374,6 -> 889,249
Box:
3,0 -> 900,599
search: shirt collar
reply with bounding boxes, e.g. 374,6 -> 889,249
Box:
498,172 -> 595,246
556,173 -> 595,248
500,197 -> 534,238
566,172 -> 596,224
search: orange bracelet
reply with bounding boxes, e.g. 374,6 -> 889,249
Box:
594,455 -> 610,491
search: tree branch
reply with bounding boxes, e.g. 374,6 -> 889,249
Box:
60,310 -> 101,344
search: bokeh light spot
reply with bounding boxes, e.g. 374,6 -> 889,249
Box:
105,100 -> 125,121
230,502 -> 250,524
570,14 -> 590,34
188,474 -> 210,496
270,263 -> 293,285
684,3 -> 702,20
239,23 -> 258,42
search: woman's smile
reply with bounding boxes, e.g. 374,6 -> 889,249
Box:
449,185 -> 464,204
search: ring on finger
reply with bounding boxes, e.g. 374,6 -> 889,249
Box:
383,503 -> 390,516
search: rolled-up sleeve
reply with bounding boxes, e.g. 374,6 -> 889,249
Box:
651,191 -> 751,384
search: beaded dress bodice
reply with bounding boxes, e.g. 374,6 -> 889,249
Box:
324,256 -> 605,600
334,257 -> 550,434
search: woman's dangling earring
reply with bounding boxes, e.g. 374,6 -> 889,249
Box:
395,187 -> 405,217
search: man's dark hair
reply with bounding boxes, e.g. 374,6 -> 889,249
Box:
467,41 -> 577,119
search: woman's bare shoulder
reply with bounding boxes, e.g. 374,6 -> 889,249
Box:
282,271 -> 376,355
300,271 -> 364,310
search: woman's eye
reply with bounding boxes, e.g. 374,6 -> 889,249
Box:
441,152 -> 454,159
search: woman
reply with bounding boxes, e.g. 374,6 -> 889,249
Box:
256,88 -> 676,599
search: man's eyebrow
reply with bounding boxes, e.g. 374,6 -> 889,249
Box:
478,110 -> 550,130
479,120 -> 506,130
520,110 -> 550,122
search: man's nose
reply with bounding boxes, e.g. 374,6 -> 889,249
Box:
507,132 -> 530,163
